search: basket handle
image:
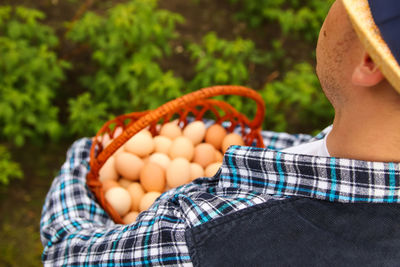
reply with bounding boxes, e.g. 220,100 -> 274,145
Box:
91,85 -> 265,172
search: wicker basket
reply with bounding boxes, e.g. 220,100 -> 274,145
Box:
87,85 -> 266,224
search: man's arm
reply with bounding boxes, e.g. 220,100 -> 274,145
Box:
40,138 -> 192,266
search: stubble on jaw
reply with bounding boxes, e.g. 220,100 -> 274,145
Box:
317,16 -> 358,109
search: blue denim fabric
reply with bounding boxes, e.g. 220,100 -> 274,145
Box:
186,198 -> 400,266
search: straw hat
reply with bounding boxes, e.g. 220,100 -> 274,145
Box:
342,0 -> 400,92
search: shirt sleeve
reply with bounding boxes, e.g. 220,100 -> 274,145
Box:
40,138 -> 192,266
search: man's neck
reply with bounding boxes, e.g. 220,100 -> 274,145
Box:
327,107 -> 400,162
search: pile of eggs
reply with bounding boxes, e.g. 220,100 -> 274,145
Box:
98,121 -> 245,224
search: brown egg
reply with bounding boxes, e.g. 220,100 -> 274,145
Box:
125,131 -> 154,157
123,211 -> 139,224
160,122 -> 182,139
166,158 -> 191,188
193,143 -> 216,168
205,124 -> 227,150
127,182 -> 145,212
169,136 -> 194,161
215,150 -> 224,162
115,152 -> 144,181
99,156 -> 119,182
119,178 -> 132,188
101,179 -> 120,192
153,136 -> 172,154
139,192 -> 162,212
222,133 -> 245,153
148,153 -> 171,170
105,187 -> 132,216
183,121 -> 206,145
205,162 -> 222,177
140,162 -> 166,193
190,163 -> 204,181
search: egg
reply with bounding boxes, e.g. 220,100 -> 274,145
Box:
113,126 -> 124,139
99,156 -> 119,182
102,133 -> 111,148
119,178 -> 132,188
190,163 -> 204,181
127,182 -> 145,212
140,162 -> 166,193
222,133 -> 245,153
205,124 -> 227,150
148,153 -> 171,170
183,121 -> 206,145
105,187 -> 132,216
123,211 -> 139,224
193,143 -> 216,168
169,136 -> 194,161
125,131 -> 154,157
166,158 -> 191,188
139,192 -> 162,212
115,152 -> 144,181
153,136 -> 172,154
160,122 -> 182,139
101,179 -> 120,192
205,162 -> 222,177
215,150 -> 224,162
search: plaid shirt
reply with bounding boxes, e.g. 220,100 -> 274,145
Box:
40,126 -> 400,266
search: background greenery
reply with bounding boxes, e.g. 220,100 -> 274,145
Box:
0,0 -> 334,265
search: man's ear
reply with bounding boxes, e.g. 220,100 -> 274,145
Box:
352,52 -> 384,87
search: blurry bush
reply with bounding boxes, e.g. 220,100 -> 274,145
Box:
229,0 -> 334,42
66,0 -> 184,136
262,63 -> 334,132
0,145 -> 23,186
0,6 -> 69,146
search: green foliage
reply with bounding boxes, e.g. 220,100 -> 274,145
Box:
261,63 -> 334,132
0,6 -> 69,146
0,145 -> 23,186
66,0 -> 185,136
188,32 -> 261,89
229,0 -> 334,41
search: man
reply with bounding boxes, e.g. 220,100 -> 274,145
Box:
40,0 -> 400,266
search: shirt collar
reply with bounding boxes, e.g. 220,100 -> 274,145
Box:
218,145 -> 400,203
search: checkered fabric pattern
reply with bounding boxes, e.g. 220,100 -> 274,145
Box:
41,125 -> 400,266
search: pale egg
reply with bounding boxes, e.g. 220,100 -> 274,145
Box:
222,133 -> 245,153
183,121 -> 206,145
205,162 -> 222,177
102,133 -> 111,148
193,143 -> 216,168
148,153 -> 171,170
139,192 -> 162,212
113,126 -> 124,139
190,163 -> 204,181
169,136 -> 194,161
127,182 -> 145,212
123,211 -> 139,224
153,136 -> 172,154
160,122 -> 182,139
105,187 -> 132,216
205,124 -> 227,150
125,131 -> 154,157
166,158 -> 191,188
99,156 -> 119,182
101,179 -> 120,192
115,152 -> 144,181
140,162 -> 166,193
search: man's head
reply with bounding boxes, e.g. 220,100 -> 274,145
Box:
316,0 -> 396,111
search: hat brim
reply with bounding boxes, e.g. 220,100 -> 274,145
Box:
342,0 -> 400,92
